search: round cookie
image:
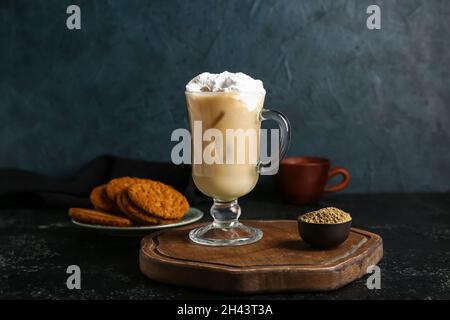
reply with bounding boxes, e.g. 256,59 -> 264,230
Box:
105,177 -> 148,202
89,185 -> 120,213
68,208 -> 133,227
116,190 -> 159,225
117,190 -> 180,225
127,182 -> 189,220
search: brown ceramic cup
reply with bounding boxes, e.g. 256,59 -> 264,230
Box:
274,157 -> 350,204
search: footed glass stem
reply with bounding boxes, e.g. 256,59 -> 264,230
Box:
189,199 -> 263,246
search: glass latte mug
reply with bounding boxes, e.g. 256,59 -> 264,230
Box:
186,91 -> 290,246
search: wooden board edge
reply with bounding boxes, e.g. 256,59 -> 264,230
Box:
139,236 -> 384,294
140,225 -> 382,273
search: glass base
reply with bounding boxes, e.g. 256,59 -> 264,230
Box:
189,222 -> 263,246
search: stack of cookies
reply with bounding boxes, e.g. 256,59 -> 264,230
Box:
69,177 -> 189,227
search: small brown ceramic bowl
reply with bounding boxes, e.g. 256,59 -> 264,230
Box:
297,215 -> 352,249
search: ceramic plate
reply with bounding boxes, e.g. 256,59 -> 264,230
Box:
71,207 -> 204,236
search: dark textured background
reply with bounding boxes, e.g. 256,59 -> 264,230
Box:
0,0 -> 449,192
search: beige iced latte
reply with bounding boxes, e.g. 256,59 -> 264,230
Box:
185,72 -> 266,201
185,71 -> 290,246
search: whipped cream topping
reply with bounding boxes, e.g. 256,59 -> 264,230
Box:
186,71 -> 265,94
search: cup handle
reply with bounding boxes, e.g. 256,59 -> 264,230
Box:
324,167 -> 350,193
258,109 -> 291,175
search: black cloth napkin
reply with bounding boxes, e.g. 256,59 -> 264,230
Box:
0,155 -> 204,209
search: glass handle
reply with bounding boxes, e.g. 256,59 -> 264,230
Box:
258,109 -> 291,175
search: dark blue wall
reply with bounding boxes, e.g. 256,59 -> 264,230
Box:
1,0 -> 449,192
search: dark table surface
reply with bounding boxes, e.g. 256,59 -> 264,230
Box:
1,193 -> 449,300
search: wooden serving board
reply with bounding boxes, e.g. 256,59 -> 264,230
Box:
140,220 -> 383,293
